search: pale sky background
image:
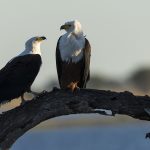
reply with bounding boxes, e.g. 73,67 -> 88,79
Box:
0,0 -> 150,89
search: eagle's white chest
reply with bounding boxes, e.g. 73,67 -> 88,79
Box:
59,34 -> 85,63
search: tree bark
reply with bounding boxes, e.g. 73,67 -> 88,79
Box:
0,89 -> 150,149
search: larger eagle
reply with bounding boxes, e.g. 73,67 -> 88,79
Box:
0,36 -> 46,104
56,20 -> 91,91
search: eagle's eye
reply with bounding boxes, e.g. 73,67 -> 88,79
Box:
35,37 -> 40,41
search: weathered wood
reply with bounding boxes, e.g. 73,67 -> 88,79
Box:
0,89 -> 150,149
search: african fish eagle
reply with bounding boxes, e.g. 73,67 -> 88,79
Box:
56,20 -> 91,91
0,36 -> 46,104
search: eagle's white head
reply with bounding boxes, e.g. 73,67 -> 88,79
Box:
60,20 -> 83,36
25,36 -> 46,55
19,36 -> 46,57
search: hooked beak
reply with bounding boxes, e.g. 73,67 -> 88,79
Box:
36,36 -> 47,42
40,36 -> 47,40
60,24 -> 69,30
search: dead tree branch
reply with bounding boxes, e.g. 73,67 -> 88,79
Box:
0,89 -> 150,149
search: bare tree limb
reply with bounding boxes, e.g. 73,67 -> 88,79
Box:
0,89 -> 150,149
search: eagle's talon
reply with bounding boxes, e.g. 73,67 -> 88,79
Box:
67,81 -> 79,92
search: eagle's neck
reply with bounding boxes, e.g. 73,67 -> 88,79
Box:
19,43 -> 42,56
59,33 -> 85,63
32,43 -> 41,55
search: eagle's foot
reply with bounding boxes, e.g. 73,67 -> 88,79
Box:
67,82 -> 79,92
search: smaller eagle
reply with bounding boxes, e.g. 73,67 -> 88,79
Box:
56,20 -> 91,91
0,36 -> 46,104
